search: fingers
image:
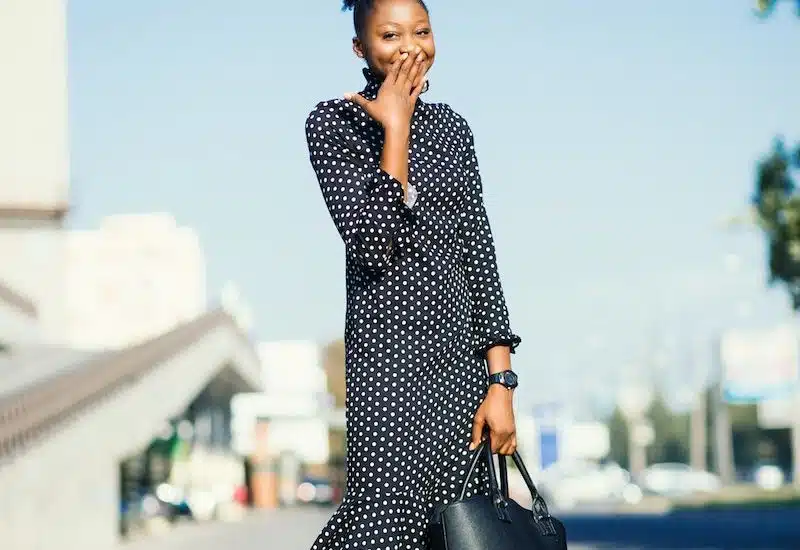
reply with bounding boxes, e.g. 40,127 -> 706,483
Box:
343,92 -> 371,113
395,48 -> 419,88
492,430 -> 517,455
410,65 -> 429,101
411,57 -> 428,90
469,413 -> 486,451
498,433 -> 517,456
388,54 -> 403,83
406,51 -> 426,94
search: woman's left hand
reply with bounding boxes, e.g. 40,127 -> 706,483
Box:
470,385 -> 517,455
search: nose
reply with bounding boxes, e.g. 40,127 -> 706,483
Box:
400,39 -> 423,54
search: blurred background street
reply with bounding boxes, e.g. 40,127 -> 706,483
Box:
121,508 -> 610,550
1,1 -> 800,549
118,506 -> 797,550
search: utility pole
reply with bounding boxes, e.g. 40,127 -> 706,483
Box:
618,386 -> 654,478
792,392 -> 800,487
684,334 -> 708,472
690,390 -> 707,472
628,420 -> 652,476
711,335 -> 735,484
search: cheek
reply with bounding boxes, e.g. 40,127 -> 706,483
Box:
424,50 -> 435,70
423,41 -> 436,63
370,44 -> 399,66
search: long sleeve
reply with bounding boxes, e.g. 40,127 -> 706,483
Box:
460,121 -> 521,358
306,102 -> 415,273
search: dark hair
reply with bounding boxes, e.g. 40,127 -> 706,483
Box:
342,0 -> 429,39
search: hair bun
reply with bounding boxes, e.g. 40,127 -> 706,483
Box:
342,0 -> 357,11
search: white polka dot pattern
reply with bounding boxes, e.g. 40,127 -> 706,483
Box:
460,124 -> 522,357
305,69 -> 520,550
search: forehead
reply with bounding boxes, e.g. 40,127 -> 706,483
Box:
367,0 -> 430,27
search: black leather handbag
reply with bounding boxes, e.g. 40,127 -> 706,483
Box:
428,436 -> 568,550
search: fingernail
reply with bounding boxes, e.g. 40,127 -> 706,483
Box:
343,93 -> 353,100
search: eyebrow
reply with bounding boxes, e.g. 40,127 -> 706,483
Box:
376,18 -> 430,27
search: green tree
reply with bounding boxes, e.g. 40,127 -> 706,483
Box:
606,391 -> 692,469
754,0 -> 800,17
322,338 -> 346,409
322,339 -> 347,486
607,406 -> 629,469
751,139 -> 800,309
646,392 -> 691,464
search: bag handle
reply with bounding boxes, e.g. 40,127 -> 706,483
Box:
499,451 -> 541,501
456,433 -> 557,531
457,433 -> 500,501
499,452 -> 558,535
457,433 -> 512,521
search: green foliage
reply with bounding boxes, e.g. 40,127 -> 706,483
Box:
729,402 -> 759,428
646,392 -> 691,464
607,406 -> 629,469
754,0 -> 800,17
606,390 -> 691,468
752,139 -> 800,309
606,388 -> 772,472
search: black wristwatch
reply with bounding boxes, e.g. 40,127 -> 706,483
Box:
488,370 -> 518,390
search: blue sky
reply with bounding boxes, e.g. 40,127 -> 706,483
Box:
66,0 -> 800,414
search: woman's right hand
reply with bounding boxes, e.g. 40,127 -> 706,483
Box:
345,48 -> 428,132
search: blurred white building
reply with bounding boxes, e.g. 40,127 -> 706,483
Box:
259,340 -> 328,398
0,4 -> 264,549
63,214 -> 207,349
0,0 -> 70,344
231,340 -> 331,464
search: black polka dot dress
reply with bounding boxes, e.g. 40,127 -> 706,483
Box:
305,69 -> 521,550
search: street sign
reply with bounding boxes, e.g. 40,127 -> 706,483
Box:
532,402 -> 564,470
758,395 -> 800,429
720,325 -> 800,403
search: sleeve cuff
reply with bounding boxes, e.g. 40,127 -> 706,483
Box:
404,183 -> 418,209
474,334 -> 522,358
372,169 -> 417,212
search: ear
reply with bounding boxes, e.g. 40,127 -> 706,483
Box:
352,38 -> 365,59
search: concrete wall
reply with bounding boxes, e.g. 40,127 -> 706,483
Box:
0,0 -> 69,207
64,215 -> 207,351
0,0 -> 70,346
0,323 -> 260,550
0,221 -> 66,344
0,300 -> 39,346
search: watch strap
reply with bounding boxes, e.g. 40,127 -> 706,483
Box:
488,370 -> 518,388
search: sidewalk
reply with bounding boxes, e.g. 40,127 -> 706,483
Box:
117,506 -> 603,550
117,508 -> 325,550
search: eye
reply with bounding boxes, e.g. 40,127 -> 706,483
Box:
416,28 -> 431,36
382,32 -> 398,40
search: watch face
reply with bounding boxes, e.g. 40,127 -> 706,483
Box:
504,372 -> 518,387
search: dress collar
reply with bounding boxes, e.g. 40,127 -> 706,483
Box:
362,68 -> 382,100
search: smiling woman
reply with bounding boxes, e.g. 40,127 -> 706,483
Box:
343,0 -> 430,42
303,1 -> 521,549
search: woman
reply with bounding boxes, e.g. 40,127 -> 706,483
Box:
304,0 -> 521,548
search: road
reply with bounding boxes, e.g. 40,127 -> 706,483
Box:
122,507 -> 606,550
122,506 -> 796,550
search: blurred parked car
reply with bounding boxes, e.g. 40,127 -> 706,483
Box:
536,459 -> 642,510
296,476 -> 335,506
744,462 -> 788,490
637,463 -> 721,497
